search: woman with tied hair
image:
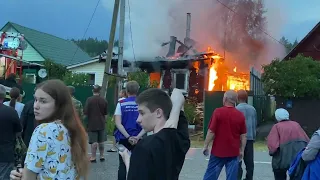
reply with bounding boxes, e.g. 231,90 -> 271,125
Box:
4,87 -> 25,118
10,79 -> 89,180
267,108 -> 309,180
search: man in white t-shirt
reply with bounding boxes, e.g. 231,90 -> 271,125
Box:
107,89 -> 127,152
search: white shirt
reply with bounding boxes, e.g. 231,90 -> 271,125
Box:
3,101 -> 25,118
114,97 -> 126,116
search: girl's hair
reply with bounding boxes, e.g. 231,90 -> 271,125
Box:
9,87 -> 20,108
36,79 -> 89,178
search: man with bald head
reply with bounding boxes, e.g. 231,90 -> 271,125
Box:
236,90 -> 257,180
203,90 -> 247,180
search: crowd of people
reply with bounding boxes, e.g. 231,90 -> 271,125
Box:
0,75 -> 319,180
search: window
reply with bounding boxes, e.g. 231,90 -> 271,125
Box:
175,73 -> 186,89
25,73 -> 36,84
172,69 -> 189,93
88,74 -> 95,85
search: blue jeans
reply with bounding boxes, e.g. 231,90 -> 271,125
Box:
203,155 -> 239,180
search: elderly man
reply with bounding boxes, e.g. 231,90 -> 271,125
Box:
0,84 -> 22,179
203,90 -> 247,180
236,90 -> 257,180
67,86 -> 85,124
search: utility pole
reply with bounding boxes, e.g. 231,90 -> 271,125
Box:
117,0 -> 126,95
100,0 -> 120,98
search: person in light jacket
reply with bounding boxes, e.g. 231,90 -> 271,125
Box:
267,108 -> 309,180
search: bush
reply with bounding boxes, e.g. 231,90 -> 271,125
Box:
105,116 -> 115,135
63,72 -> 90,86
184,97 -> 198,125
262,54 -> 320,98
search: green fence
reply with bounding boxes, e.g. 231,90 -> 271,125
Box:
22,83 -> 117,115
203,91 -> 225,138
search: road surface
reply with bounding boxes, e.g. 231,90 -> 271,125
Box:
88,143 -> 275,179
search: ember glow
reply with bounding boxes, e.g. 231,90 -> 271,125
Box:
206,47 -> 250,91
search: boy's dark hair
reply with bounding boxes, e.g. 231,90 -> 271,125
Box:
136,88 -> 172,119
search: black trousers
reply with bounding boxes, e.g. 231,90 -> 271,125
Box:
238,140 -> 254,180
118,139 -> 135,180
273,169 -> 287,180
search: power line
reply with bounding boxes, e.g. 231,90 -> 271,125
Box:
215,0 -> 286,47
70,0 -> 101,64
127,0 -> 136,62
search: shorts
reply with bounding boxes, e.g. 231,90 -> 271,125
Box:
88,130 -> 106,144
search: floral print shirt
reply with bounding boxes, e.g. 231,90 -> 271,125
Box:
24,122 -> 78,180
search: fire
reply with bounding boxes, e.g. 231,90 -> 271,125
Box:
208,64 -> 218,91
206,47 -> 249,91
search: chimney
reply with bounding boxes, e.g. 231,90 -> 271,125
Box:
166,36 -> 177,57
186,13 -> 191,40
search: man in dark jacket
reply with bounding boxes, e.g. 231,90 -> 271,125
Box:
20,99 -> 35,147
0,84 -> 22,179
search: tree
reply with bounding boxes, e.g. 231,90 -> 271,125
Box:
261,54 -> 320,98
43,59 -> 68,80
63,72 -> 90,86
279,36 -> 299,54
72,38 -> 119,57
217,0 -> 267,60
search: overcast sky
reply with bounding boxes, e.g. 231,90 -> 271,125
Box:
0,0 -> 320,44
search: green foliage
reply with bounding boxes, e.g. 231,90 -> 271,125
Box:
105,116 -> 115,135
279,36 -> 299,54
43,59 -> 93,86
43,59 -> 68,80
184,97 -> 198,125
63,72 -> 90,86
262,54 -> 320,98
72,38 -> 119,57
127,70 -> 159,88
108,76 -> 117,88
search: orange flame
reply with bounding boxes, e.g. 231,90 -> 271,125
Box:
206,47 -> 249,91
208,64 -> 218,91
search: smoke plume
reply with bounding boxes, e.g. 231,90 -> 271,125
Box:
102,0 -> 286,71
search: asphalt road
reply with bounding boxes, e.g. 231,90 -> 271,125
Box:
88,143 -> 275,180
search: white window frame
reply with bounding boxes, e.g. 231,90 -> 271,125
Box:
25,73 -> 36,84
159,69 -> 189,93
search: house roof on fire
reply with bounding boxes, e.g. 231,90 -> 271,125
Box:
135,52 -> 224,72
1,22 -> 91,66
284,22 -> 320,60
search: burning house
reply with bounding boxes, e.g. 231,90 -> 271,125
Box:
135,13 -> 250,102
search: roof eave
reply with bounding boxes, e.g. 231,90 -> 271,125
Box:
283,22 -> 320,61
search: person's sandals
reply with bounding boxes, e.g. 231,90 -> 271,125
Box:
90,158 -> 97,163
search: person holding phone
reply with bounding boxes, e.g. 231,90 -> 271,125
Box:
119,88 -> 190,180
